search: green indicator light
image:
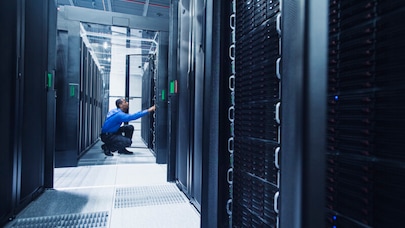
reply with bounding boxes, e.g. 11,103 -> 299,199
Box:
170,81 -> 175,94
70,85 -> 75,97
47,73 -> 52,88
162,90 -> 165,101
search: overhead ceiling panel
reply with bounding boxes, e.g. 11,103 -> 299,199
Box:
112,0 -> 145,16
56,0 -> 167,86
111,0 -> 169,19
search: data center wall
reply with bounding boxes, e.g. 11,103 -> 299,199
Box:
327,1 -> 405,227
0,0 -> 56,226
233,0 -> 281,226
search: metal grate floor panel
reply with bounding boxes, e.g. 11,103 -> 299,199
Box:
114,185 -> 187,208
11,211 -> 109,228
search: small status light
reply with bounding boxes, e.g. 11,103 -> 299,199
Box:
333,226 -> 337,228
333,216 -> 337,220
334,95 -> 339,101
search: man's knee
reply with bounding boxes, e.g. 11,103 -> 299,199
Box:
123,137 -> 132,147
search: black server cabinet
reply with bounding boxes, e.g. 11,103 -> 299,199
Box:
79,43 -> 89,153
140,45 -> 168,164
45,0 -> 58,189
190,0 -> 205,210
167,0 -> 179,181
169,0 -> 234,226
0,1 -> 19,225
174,0 -> 205,211
176,0 -> 192,197
280,0 -> 328,227
141,60 -> 155,148
55,15 -> 104,167
155,32 -> 169,164
0,0 -> 56,226
17,0 -> 57,213
200,0 -> 237,227
55,24 -> 81,167
233,0 -> 282,227
172,0 -> 233,225
327,1 -> 405,227
78,42 -> 103,158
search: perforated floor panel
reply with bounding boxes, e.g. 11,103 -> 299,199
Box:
114,185 -> 187,208
11,211 -> 109,228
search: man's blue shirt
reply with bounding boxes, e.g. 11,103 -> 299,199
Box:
101,108 -> 149,133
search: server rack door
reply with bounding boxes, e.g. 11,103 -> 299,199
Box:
141,64 -> 152,147
327,1 -> 405,227
55,19 -> 81,167
190,0 -> 205,211
155,33 -> 169,164
44,0 -> 57,189
233,0 -> 283,226
280,0 -> 328,227
0,1 -> 18,225
79,42 -> 86,152
167,0 -> 179,181
55,30 -> 72,167
17,0 -> 50,210
176,0 -> 192,194
200,1 -> 233,226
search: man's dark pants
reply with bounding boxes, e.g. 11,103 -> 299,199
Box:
100,125 -> 134,153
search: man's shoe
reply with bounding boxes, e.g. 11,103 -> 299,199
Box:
118,149 -> 134,155
104,151 -> 114,156
102,144 -> 113,156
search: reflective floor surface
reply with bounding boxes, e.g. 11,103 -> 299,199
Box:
5,133 -> 200,228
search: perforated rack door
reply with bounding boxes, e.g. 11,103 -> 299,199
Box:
233,0 -> 281,227
327,1 -> 405,227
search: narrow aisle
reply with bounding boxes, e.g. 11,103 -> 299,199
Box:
5,138 -> 200,228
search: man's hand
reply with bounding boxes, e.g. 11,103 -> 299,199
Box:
148,105 -> 156,112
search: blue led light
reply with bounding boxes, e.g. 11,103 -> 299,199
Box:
333,226 -> 337,228
334,95 -> 339,101
333,216 -> 337,220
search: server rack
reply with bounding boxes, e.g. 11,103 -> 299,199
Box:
280,0 -> 329,227
141,61 -> 155,149
155,32 -> 169,164
167,0 -> 179,181
174,0 -> 207,212
175,0 -> 193,200
0,0 -> 56,226
233,0 -> 281,227
327,1 -> 405,227
177,0 -> 239,226
78,41 -> 103,157
55,14 -> 105,167
0,1 -> 19,225
190,0 -> 205,210
55,19 -> 81,167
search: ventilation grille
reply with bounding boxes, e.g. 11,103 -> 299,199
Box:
114,185 -> 186,208
11,211 -> 108,228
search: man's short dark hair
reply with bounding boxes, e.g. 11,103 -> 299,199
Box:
115,98 -> 123,108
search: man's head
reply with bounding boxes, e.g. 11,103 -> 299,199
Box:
115,98 -> 129,111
